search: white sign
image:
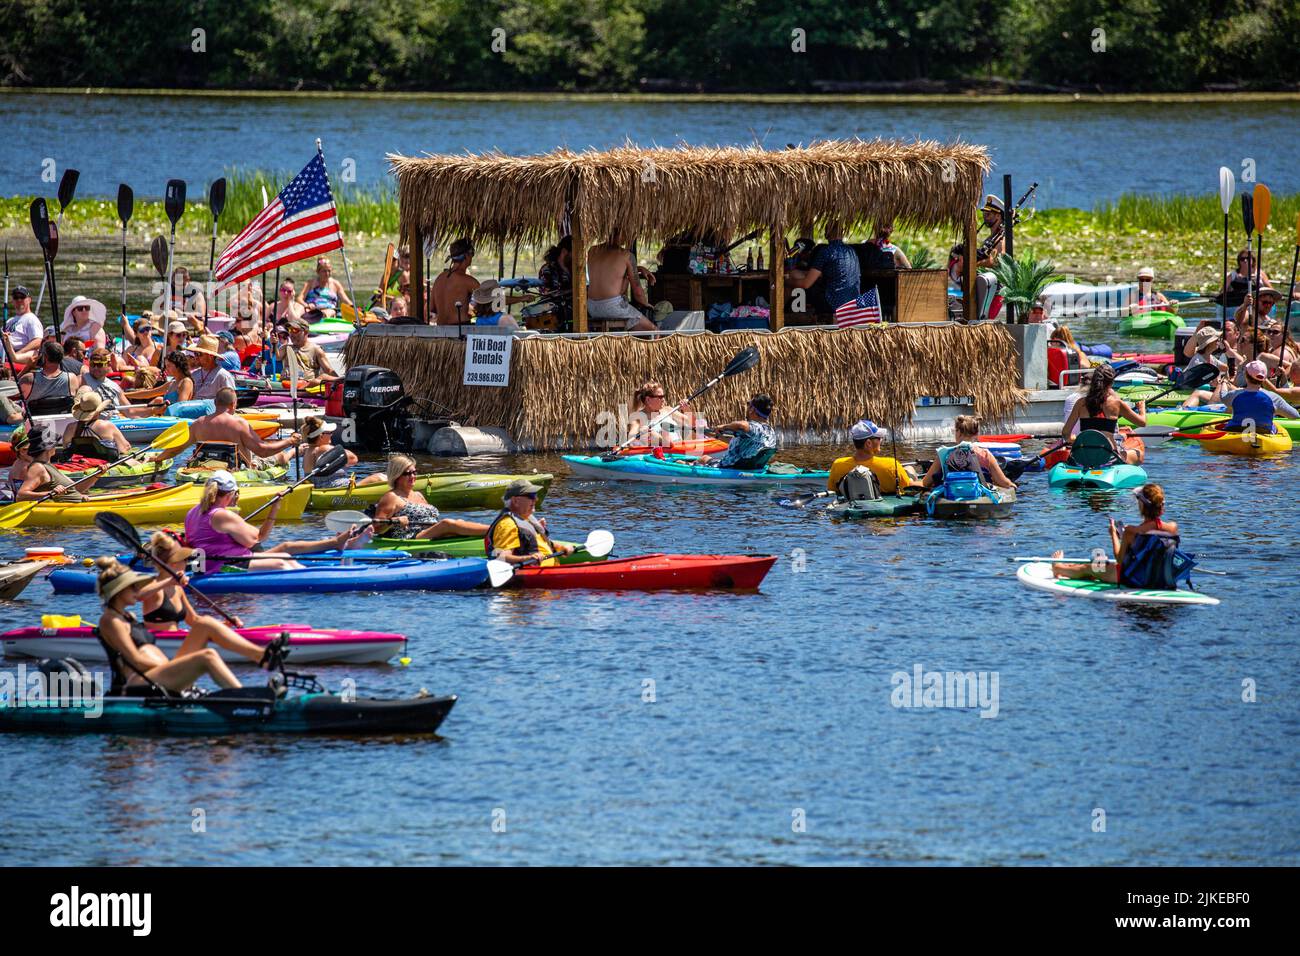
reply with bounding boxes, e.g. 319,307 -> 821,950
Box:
463,334 -> 512,387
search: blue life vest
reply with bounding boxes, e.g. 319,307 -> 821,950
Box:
1226,389 -> 1277,433
1121,529 -> 1197,590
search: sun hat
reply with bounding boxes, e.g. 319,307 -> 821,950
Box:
304,420 -> 337,440
1244,359 -> 1268,381
62,296 -> 107,328
471,279 -> 500,306
207,469 -> 239,493
504,478 -> 542,498
1192,326 -> 1222,349
97,566 -> 155,604
1257,286 -> 1281,300
850,419 -> 887,441
1136,266 -> 1155,280
71,389 -> 109,422
167,320 -> 187,335
188,334 -> 223,358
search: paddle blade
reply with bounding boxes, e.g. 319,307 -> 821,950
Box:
29,198 -> 50,249
46,222 -> 59,261
724,345 -> 761,377
208,177 -> 227,219
310,445 -> 348,479
487,559 -> 516,588
150,236 -> 168,278
164,179 -> 187,225
1218,166 -> 1235,215
95,512 -> 145,555
583,529 -> 615,558
1254,184 -> 1272,232
0,501 -> 39,530
325,509 -> 372,534
150,420 -> 191,451
1241,193 -> 1254,236
117,184 -> 134,225
57,168 -> 80,210
1175,362 -> 1219,392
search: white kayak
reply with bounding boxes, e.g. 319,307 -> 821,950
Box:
1016,562 -> 1219,606
1041,281 -> 1138,317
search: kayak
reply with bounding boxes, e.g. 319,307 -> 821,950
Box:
1199,428 -> 1294,457
925,484 -> 1016,518
48,557 -> 488,594
1143,409 -> 1300,441
1016,562 -> 1219,606
307,472 -> 555,512
617,439 -> 728,457
0,561 -> 48,600
1047,432 -> 1147,490
0,481 -> 312,528
2,623 -> 406,664
367,536 -> 599,564
823,496 -> 921,518
563,454 -> 829,486
1042,280 -> 1137,316
309,317 -> 356,336
508,553 -> 777,590
176,462 -> 288,485
1117,310 -> 1184,340
57,455 -> 167,489
0,685 -> 457,736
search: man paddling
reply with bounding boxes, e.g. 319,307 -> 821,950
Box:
486,478 -> 574,567
156,387 -> 300,464
1218,360 -> 1299,434
827,419 -> 918,496
698,394 -> 778,470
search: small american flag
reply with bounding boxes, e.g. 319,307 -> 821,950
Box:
835,287 -> 883,327
213,152 -> 343,288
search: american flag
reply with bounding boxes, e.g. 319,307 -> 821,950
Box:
835,286 -> 882,327
213,152 -> 343,287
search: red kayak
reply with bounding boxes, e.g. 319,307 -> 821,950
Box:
977,433 -> 1030,443
0,441 -> 13,467
511,553 -> 777,590
618,438 -> 728,457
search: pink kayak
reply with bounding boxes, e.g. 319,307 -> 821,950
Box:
2,624 -> 405,665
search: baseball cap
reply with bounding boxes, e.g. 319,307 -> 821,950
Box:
504,478 -> 542,498
12,285 -> 29,299
208,470 -> 239,493
850,419 -> 886,441
1244,359 -> 1268,381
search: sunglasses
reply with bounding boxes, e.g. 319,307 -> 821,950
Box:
646,393 -> 665,399
402,469 -> 417,477
90,359 -> 110,366
73,306 -> 90,312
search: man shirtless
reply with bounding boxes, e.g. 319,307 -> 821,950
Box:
157,387 -> 300,464
587,233 -> 655,332
431,238 -> 479,325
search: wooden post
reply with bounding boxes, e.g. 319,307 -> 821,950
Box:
769,226 -> 784,330
963,211 -> 977,323
571,207 -> 587,333
411,223 -> 426,324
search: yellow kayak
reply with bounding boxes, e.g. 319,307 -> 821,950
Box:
307,472 -> 554,512
1201,428 -> 1295,457
0,482 -> 311,528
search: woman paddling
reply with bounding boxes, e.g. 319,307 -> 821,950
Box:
58,389 -> 132,460
93,556 -> 255,695
371,455 -> 489,541
919,415 -> 1015,491
626,380 -> 706,446
6,429 -> 97,500
1061,364 -> 1147,464
142,533 -> 260,647
1049,483 -> 1181,588
296,417 -> 385,487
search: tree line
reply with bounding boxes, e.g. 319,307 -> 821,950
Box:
2,0 -> 1295,93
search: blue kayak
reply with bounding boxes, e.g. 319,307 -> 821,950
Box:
48,558 -> 488,594
564,453 -> 829,486
167,399 -> 216,419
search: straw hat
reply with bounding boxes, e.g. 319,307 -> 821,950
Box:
97,566 -> 155,604
71,388 -> 109,422
63,296 -> 107,328
471,279 -> 500,306
188,333 -> 223,358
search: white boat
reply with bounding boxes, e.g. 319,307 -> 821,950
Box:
1042,281 -> 1138,317
0,562 -> 49,601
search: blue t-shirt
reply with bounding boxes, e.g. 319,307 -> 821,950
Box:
809,240 -> 862,311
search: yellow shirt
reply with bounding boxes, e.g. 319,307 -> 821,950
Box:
491,516 -> 558,567
827,454 -> 913,494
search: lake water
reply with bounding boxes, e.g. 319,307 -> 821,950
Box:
1,435 -> 1297,865
1,93 -> 1299,207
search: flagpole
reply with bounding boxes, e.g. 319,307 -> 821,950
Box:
316,138 -> 361,326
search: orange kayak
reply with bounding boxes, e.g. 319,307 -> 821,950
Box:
618,439 -> 728,457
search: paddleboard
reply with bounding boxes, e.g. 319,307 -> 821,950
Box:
1016,562 -> 1219,606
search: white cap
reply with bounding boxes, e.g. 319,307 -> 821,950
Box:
208,470 -> 239,493
1137,266 -> 1155,280
850,419 -> 887,441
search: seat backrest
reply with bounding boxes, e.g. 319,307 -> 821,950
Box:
837,466 -> 881,502
1068,430 -> 1119,469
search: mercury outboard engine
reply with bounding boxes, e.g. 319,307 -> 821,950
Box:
341,365 -> 412,452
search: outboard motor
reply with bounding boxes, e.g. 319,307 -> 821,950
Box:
341,365 -> 412,452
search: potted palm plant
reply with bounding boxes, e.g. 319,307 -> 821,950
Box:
991,250 -> 1062,324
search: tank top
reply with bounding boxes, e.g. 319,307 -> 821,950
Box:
304,283 -> 339,310
95,608 -> 157,693
67,421 -> 118,458
8,460 -> 76,497
382,497 -> 441,540
938,442 -> 990,478
27,369 -> 74,415
1080,416 -> 1118,434
183,503 -> 253,568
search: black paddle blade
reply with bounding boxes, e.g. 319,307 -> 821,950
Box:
46,222 -> 59,261
29,198 -> 50,249
724,345 -> 761,377
117,184 -> 134,225
208,177 -> 227,219
1241,193 -> 1254,236
95,512 -> 145,555
57,168 -> 80,210
312,445 -> 349,479
1176,362 -> 1218,391
165,179 -> 187,225
150,236 -> 168,278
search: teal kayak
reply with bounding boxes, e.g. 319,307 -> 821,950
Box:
1117,310 -> 1184,340
1047,461 -> 1148,490
564,454 -> 829,486
823,496 -> 920,518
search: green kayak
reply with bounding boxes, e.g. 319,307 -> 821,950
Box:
822,496 -> 921,519
1117,310 -> 1184,340
369,535 -> 601,564
309,318 -> 356,336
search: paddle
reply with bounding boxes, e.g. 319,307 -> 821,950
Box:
28,199 -> 57,326
1278,213 -> 1300,386
241,445 -> 347,520
94,511 -> 241,625
0,420 -> 191,530
1003,440 -> 1068,481
163,179 -> 186,314
601,346 -> 761,460
204,178 -> 226,332
1218,167 -> 1234,318
486,529 -> 615,588
1253,183 -> 1272,348
116,184 -> 134,347
1,243 -> 28,423
33,168 -> 78,316
149,235 -> 168,313
1113,361 -> 1218,405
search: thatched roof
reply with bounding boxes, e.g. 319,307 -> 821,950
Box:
388,139 -> 991,248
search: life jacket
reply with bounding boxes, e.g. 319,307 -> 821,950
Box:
1121,524 -> 1197,590
836,466 -> 881,502
484,511 -> 552,558
938,441 -> 987,478
61,422 -> 117,461
1226,388 -> 1277,433
26,370 -> 74,416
